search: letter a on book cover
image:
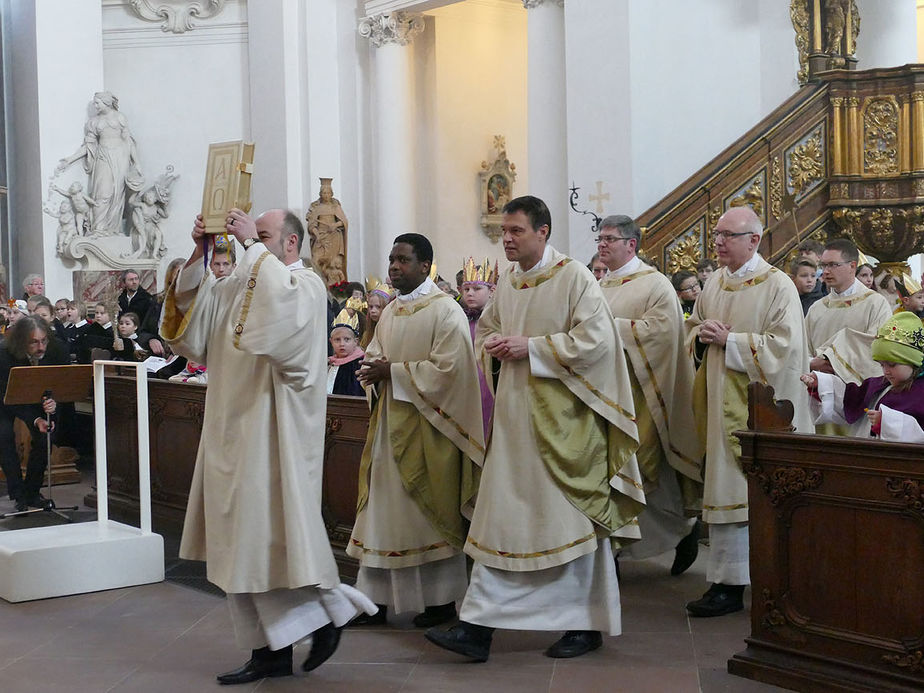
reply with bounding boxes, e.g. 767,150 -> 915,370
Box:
201,141 -> 255,234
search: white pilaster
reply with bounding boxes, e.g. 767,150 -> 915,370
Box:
6,0 -> 104,300
358,11 -> 423,268
524,0 -> 568,249
246,1 -> 305,212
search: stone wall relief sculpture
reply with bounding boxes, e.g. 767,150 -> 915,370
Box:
127,0 -> 227,34
479,135 -> 517,242
306,178 -> 349,286
46,91 -> 179,270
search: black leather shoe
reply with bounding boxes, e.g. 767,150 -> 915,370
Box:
350,604 -> 387,626
14,496 -> 29,512
544,630 -> 603,658
425,621 -> 494,662
671,521 -> 702,576
412,602 -> 457,628
686,583 -> 745,617
301,622 -> 341,672
216,645 -> 292,685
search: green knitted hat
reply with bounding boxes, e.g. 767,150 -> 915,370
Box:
871,312 -> 924,367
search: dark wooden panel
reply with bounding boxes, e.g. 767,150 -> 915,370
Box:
85,377 -> 367,580
729,383 -> 924,692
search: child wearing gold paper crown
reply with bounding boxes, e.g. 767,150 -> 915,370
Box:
360,277 -> 395,349
802,311 -> 924,441
895,273 -> 924,319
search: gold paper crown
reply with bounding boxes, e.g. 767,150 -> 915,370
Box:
898,273 -> 923,296
365,276 -> 395,300
333,307 -> 359,332
462,257 -> 499,285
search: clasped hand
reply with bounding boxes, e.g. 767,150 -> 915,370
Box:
698,319 -> 731,346
357,359 -> 390,386
484,335 -> 529,361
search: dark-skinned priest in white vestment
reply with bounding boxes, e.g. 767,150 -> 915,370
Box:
350,232 -> 485,629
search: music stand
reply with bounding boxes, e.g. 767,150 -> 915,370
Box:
0,365 -> 93,523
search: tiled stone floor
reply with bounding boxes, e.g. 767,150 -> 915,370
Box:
0,479 -> 785,692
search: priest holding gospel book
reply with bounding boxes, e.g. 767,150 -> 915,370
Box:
160,207 -> 375,685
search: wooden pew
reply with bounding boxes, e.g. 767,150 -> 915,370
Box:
728,382 -> 924,693
85,376 -> 367,578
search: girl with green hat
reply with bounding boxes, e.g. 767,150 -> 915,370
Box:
802,311 -> 924,441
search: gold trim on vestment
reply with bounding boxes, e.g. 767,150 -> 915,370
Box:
830,344 -> 864,382
510,258 -> 571,290
543,335 -> 636,422
391,291 -> 447,316
616,472 -> 644,492
349,537 -> 451,557
466,531 -> 596,559
232,251 -> 272,349
747,333 -> 769,384
402,362 -> 486,455
718,267 -> 776,292
599,269 -> 657,289
822,290 -> 875,309
703,502 -> 748,511
628,320 -> 702,472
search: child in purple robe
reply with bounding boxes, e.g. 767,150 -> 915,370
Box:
802,311 -> 924,441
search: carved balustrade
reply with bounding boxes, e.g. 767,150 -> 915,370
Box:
637,65 -> 924,278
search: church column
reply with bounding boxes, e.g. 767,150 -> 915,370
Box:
5,0 -> 104,301
524,0 -> 568,245
358,12 -> 424,268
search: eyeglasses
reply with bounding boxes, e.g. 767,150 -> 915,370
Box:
595,235 -> 633,245
714,230 -> 755,240
679,284 -> 699,293
818,261 -> 850,270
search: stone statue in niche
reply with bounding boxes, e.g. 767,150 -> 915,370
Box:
824,0 -> 846,56
126,165 -> 179,259
55,91 -> 144,237
306,177 -> 349,285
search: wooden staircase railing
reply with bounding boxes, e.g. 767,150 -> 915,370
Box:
637,64 -> 924,276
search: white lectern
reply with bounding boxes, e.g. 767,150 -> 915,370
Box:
0,361 -> 164,602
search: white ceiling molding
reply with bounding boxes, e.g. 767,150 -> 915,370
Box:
124,0 -> 228,34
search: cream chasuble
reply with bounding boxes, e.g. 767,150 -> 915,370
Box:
805,279 -> 892,384
347,285 -> 484,572
467,247 -> 645,573
686,256 -> 813,525
599,268 -> 704,498
161,244 -> 341,594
